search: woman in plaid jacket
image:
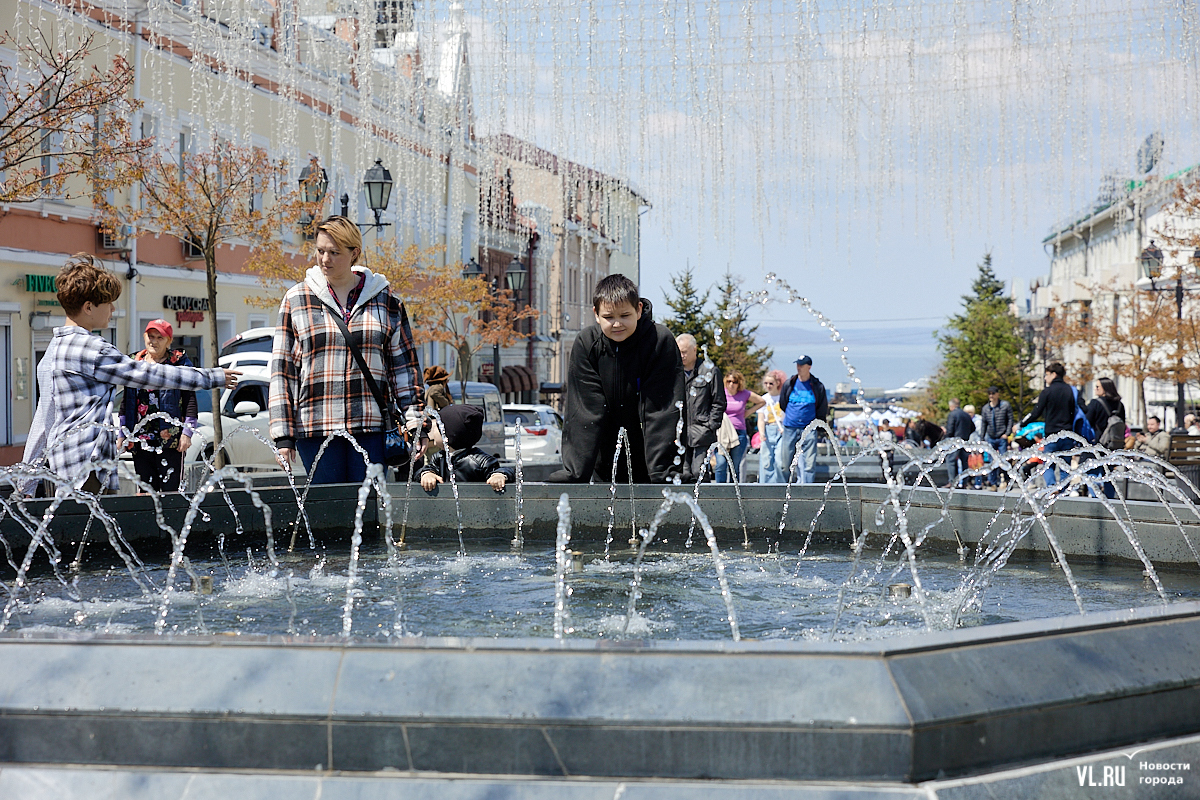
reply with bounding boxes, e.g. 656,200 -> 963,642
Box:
269,216 -> 420,484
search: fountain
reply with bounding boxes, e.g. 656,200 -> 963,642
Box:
3,414 -> 1200,797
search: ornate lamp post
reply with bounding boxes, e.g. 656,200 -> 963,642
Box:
363,159 -> 394,230
1138,242 -> 1194,428
336,159 -> 393,233
297,158 -> 328,239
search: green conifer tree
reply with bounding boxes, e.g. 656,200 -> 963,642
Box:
932,253 -> 1035,416
709,271 -> 773,385
661,267 -> 714,349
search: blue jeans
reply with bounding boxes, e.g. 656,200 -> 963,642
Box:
758,424 -> 785,483
985,436 -> 1008,486
297,432 -> 384,485
714,430 -> 749,483
1041,437 -> 1075,486
781,425 -> 818,484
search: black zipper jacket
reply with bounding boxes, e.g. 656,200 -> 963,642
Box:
417,447 -> 515,484
557,300 -> 684,483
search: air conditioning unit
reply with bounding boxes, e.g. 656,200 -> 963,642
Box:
98,225 -> 133,253
182,237 -> 204,260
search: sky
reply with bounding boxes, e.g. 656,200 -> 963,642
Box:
637,190 -> 1049,390
424,0 -> 1200,391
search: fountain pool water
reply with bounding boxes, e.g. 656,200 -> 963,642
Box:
10,536 -> 1200,641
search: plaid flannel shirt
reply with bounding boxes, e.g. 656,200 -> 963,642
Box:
22,326 -> 225,491
269,266 -> 420,448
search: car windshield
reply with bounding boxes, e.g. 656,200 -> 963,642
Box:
504,411 -> 541,426
220,337 -> 272,358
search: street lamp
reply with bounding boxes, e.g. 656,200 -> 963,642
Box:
335,159 -> 393,233
461,258 -> 502,387
297,159 -> 328,240
505,256 -> 527,293
1137,242 -> 1194,429
1138,241 -> 1164,282
363,158 -> 393,230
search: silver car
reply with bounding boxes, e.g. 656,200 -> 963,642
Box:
184,366 -> 305,476
503,403 -> 564,464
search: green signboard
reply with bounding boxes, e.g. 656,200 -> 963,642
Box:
25,275 -> 57,293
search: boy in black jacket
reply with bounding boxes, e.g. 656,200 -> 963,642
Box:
550,274 -> 685,483
419,404 -> 514,492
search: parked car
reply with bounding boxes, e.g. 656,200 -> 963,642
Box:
503,403 -> 563,463
184,365 -> 305,476
444,381 -> 506,460
218,327 -> 275,370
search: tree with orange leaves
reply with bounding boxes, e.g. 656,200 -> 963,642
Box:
99,142 -> 317,457
364,242 -> 538,384
1050,277 -> 1199,422
1,31 -> 148,202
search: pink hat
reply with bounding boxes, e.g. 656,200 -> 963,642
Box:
145,319 -> 173,340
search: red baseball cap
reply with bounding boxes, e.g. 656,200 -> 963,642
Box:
145,319 -> 173,339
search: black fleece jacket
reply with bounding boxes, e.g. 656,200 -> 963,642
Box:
557,300 -> 684,483
1020,376 -> 1085,436
417,447 -> 515,484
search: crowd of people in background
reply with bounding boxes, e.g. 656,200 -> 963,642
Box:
18,241 -> 1196,498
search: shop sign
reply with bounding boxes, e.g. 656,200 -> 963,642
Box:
176,310 -> 205,327
25,274 -> 57,293
163,295 -> 210,311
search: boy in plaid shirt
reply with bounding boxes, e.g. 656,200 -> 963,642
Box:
22,254 -> 238,494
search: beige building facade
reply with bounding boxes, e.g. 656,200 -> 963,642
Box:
481,135 -> 648,398
1033,169 -> 1200,428
0,0 -> 480,462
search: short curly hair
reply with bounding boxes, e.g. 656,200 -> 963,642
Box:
57,253 -> 122,316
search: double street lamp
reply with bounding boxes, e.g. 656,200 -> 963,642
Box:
299,158 -> 394,233
1137,242 -> 1199,429
462,256 -> 528,388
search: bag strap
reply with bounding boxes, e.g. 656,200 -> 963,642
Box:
327,308 -> 395,430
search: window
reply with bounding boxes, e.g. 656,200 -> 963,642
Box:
182,237 -> 204,260
224,382 -> 269,415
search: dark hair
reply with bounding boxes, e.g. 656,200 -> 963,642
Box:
1046,362 -> 1066,378
1096,376 -> 1120,402
592,274 -> 640,312
987,386 -> 999,394
1148,415 -> 1161,424
57,253 -> 122,316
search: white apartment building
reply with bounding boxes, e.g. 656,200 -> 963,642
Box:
1033,167 -> 1200,428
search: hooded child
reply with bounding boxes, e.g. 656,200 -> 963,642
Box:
418,404 -> 515,492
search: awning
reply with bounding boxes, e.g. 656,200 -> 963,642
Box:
499,365 -> 536,393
